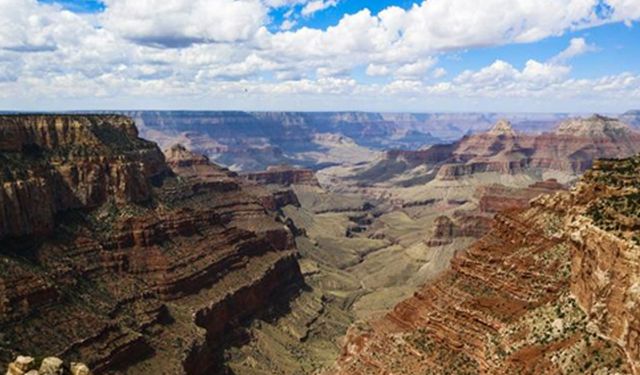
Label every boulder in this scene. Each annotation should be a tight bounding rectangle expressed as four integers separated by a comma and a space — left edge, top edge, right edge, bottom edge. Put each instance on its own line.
5, 356, 35, 375
38, 357, 63, 375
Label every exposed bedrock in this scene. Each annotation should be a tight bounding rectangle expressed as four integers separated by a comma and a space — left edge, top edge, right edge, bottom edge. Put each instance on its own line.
332, 154, 640, 374
0, 116, 304, 375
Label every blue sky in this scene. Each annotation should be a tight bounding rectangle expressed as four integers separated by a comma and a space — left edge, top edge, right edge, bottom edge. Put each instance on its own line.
0, 0, 639, 112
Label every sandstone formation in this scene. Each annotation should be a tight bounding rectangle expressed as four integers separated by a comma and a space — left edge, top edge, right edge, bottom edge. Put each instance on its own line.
359, 115, 640, 184
241, 165, 320, 187
425, 179, 565, 247
332, 154, 640, 374
123, 111, 570, 172
0, 115, 303, 374
476, 179, 566, 213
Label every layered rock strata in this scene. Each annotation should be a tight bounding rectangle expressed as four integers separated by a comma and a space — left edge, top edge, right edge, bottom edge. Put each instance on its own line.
426, 180, 565, 247
362, 116, 640, 183
242, 165, 320, 187
0, 116, 303, 374
332, 154, 640, 374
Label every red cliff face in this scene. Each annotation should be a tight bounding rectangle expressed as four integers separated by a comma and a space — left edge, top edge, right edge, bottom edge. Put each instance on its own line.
0, 116, 303, 374
241, 165, 320, 186
0, 115, 168, 238
363, 116, 640, 183
332, 154, 640, 374
426, 180, 565, 247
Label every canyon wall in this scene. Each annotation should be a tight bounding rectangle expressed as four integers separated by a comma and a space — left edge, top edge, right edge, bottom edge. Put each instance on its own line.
363, 116, 640, 184
0, 115, 303, 374
120, 111, 569, 171
241, 166, 320, 186
332, 154, 640, 374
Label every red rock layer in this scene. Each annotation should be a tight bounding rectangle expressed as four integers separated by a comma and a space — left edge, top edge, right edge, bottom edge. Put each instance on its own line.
0, 115, 167, 238
477, 179, 566, 213
425, 215, 493, 247
242, 165, 319, 186
426, 180, 565, 247
370, 116, 640, 182
332, 155, 640, 374
0, 116, 303, 375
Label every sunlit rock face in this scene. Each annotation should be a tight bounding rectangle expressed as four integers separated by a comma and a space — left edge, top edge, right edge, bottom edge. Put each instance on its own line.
358, 115, 640, 184
0, 115, 303, 374
331, 154, 640, 375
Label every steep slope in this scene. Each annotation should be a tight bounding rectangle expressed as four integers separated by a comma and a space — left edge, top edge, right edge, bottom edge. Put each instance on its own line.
0, 115, 303, 374
241, 165, 320, 187
356, 115, 640, 184
332, 154, 640, 374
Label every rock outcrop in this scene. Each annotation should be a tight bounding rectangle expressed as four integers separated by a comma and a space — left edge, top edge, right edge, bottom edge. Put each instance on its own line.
332, 153, 640, 374
358, 115, 640, 184
0, 115, 168, 238
0, 115, 303, 374
425, 179, 564, 247
242, 165, 320, 187
5, 356, 91, 375
476, 179, 566, 213
425, 215, 493, 247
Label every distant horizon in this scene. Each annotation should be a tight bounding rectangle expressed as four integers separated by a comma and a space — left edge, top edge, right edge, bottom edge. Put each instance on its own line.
0, 109, 633, 116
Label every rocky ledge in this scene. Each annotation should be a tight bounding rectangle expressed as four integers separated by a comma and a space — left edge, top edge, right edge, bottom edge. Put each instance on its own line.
332, 154, 640, 374
0, 115, 303, 374
241, 165, 320, 187
360, 116, 640, 184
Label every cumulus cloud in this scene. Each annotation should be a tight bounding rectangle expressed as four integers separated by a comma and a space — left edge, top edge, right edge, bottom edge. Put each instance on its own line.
607, 0, 640, 25
101, 0, 268, 48
551, 37, 597, 63
1, 0, 640, 111
0, 0, 91, 52
432, 67, 447, 78
301, 0, 338, 16
366, 64, 390, 77
395, 58, 437, 79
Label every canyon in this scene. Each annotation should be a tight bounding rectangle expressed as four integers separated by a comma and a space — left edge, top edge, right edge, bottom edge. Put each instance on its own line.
125, 111, 573, 172
0, 115, 302, 374
349, 115, 640, 186
3, 111, 640, 375
331, 153, 640, 375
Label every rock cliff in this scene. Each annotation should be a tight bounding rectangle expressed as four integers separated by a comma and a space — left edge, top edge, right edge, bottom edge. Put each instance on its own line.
241, 165, 319, 187
358, 115, 640, 184
332, 153, 640, 374
0, 115, 303, 374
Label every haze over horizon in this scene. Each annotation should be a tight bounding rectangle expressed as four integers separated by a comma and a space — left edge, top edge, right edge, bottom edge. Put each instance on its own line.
1, 0, 639, 112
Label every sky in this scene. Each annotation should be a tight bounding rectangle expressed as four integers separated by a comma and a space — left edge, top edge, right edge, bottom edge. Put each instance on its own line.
0, 0, 639, 113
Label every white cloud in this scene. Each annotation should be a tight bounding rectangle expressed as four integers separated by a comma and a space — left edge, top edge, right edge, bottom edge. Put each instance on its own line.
101, 0, 268, 47
0, 0, 92, 52
395, 58, 437, 79
551, 37, 597, 63
301, 0, 338, 16
607, 0, 640, 25
0, 0, 640, 112
366, 64, 390, 77
432, 67, 447, 78
280, 19, 297, 31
